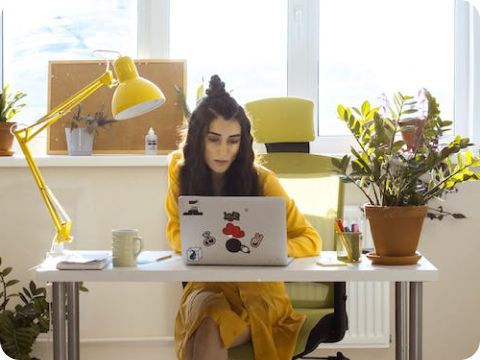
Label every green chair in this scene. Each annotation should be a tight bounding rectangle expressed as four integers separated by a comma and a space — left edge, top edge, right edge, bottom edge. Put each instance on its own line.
228, 97, 349, 360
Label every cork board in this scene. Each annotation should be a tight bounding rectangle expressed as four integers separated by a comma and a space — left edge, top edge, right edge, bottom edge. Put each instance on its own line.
47, 59, 186, 154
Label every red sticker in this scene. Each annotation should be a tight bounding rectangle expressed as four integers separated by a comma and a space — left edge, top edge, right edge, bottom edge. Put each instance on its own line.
223, 223, 245, 238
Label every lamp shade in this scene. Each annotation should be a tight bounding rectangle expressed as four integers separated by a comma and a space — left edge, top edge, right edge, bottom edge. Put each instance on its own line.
111, 56, 166, 120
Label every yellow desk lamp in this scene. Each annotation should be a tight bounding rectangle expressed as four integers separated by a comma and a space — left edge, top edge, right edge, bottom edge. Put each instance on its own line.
13, 53, 166, 252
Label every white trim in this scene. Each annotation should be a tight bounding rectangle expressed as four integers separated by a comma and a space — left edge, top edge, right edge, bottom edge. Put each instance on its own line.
287, 0, 319, 133
36, 335, 174, 346
0, 10, 3, 89
454, 0, 480, 147
0, 155, 169, 168
137, 0, 170, 58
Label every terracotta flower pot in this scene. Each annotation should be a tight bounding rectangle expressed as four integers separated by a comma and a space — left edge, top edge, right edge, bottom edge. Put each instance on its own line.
364, 205, 428, 257
0, 122, 16, 156
400, 119, 425, 150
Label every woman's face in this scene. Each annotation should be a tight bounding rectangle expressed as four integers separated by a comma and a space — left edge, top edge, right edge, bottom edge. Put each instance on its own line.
204, 116, 241, 175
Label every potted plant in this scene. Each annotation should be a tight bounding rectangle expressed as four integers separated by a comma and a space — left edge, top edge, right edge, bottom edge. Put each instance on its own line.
0, 84, 27, 156
0, 257, 49, 359
332, 89, 480, 264
65, 104, 116, 155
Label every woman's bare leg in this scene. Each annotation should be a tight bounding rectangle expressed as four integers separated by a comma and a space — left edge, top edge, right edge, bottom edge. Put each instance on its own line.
188, 317, 251, 360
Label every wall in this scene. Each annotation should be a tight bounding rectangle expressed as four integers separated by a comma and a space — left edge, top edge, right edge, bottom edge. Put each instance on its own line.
0, 160, 478, 360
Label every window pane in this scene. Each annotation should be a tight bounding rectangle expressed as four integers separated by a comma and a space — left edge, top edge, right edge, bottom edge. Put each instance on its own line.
170, 0, 287, 108
318, 0, 454, 135
3, 0, 137, 128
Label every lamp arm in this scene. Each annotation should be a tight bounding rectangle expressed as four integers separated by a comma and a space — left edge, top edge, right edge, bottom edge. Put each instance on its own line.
13, 71, 116, 244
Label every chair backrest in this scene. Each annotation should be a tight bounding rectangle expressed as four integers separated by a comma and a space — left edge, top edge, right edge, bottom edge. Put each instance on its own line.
245, 97, 344, 251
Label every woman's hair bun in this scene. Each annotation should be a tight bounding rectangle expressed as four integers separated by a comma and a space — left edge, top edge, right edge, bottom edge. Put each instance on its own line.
206, 75, 227, 98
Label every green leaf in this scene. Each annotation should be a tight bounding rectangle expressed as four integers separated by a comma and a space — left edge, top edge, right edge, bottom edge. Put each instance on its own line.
401, 108, 418, 115
392, 140, 405, 152
19, 293, 28, 305
331, 157, 342, 171
456, 152, 463, 168
352, 106, 362, 117
29, 281, 36, 295
361, 101, 370, 117
2, 267, 12, 277
6, 280, 19, 287
465, 149, 473, 164
22, 287, 32, 299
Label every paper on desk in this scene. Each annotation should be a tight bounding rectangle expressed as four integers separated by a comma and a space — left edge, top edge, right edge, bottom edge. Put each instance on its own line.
56, 251, 111, 270
136, 250, 174, 265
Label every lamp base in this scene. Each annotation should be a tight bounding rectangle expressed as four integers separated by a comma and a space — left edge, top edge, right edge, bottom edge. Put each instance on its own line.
47, 240, 67, 258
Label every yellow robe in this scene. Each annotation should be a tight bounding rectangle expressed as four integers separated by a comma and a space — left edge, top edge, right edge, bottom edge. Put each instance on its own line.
165, 151, 321, 360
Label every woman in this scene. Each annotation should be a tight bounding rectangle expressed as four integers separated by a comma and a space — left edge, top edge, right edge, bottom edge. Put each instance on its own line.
165, 75, 321, 360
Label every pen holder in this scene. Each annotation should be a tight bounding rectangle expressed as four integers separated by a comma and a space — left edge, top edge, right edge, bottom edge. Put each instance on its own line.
335, 231, 362, 263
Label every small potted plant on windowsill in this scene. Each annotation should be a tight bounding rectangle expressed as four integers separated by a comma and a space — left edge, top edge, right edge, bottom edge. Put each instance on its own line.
332, 89, 480, 265
0, 84, 27, 156
65, 104, 117, 156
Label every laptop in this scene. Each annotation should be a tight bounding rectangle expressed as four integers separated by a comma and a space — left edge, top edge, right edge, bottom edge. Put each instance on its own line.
179, 196, 291, 266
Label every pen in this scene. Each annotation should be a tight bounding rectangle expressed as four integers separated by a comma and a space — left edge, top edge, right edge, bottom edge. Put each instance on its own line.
156, 254, 173, 262
335, 222, 353, 261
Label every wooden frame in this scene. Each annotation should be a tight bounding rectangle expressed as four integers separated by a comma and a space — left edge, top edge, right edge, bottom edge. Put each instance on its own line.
47, 59, 186, 154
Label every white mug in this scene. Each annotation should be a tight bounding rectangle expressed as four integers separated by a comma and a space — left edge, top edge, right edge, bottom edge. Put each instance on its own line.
112, 228, 143, 267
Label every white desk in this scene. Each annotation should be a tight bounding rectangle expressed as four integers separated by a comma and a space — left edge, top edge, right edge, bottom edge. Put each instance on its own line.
35, 251, 438, 360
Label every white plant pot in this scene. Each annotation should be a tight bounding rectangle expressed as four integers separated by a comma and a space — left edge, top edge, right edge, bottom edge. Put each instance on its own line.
65, 128, 94, 156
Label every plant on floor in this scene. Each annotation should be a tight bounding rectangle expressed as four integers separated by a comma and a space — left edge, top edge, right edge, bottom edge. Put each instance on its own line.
0, 257, 49, 360
332, 89, 480, 207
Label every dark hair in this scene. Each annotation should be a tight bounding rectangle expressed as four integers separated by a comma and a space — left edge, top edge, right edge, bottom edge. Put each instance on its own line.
179, 75, 260, 196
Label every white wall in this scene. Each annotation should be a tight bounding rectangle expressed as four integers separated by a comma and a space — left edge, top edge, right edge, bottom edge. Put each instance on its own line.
0, 161, 479, 360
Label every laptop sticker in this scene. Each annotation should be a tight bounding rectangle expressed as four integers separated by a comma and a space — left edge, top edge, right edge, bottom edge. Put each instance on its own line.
202, 231, 216, 246
224, 211, 240, 222
187, 247, 202, 261
183, 200, 203, 216
223, 223, 245, 238
226, 238, 251, 253
250, 232, 264, 248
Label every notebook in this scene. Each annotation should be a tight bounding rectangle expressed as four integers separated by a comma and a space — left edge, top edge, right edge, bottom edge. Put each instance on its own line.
179, 196, 291, 266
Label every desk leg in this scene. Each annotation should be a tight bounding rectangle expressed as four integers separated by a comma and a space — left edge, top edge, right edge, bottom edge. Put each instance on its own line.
409, 282, 423, 360
52, 282, 67, 360
67, 282, 80, 360
395, 282, 408, 360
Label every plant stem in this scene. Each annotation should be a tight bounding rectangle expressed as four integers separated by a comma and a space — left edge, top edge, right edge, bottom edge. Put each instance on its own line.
387, 99, 404, 206
1, 273, 6, 311
343, 174, 376, 204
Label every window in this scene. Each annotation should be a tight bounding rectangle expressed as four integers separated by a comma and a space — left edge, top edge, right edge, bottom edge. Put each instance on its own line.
315, 0, 454, 137
2, 0, 476, 155
2, 0, 137, 153
170, 0, 287, 108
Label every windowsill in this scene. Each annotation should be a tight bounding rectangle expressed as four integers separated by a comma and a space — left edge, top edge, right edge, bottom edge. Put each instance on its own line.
0, 154, 170, 168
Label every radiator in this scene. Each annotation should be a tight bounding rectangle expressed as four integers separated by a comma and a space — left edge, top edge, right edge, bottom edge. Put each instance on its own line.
332, 281, 390, 348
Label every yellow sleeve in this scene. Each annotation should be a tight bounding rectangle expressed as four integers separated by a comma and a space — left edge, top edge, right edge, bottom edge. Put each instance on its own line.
165, 151, 182, 253
260, 167, 322, 258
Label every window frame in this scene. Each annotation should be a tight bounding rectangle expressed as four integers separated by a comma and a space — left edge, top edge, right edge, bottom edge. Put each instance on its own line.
147, 0, 477, 153
0, 1, 476, 155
